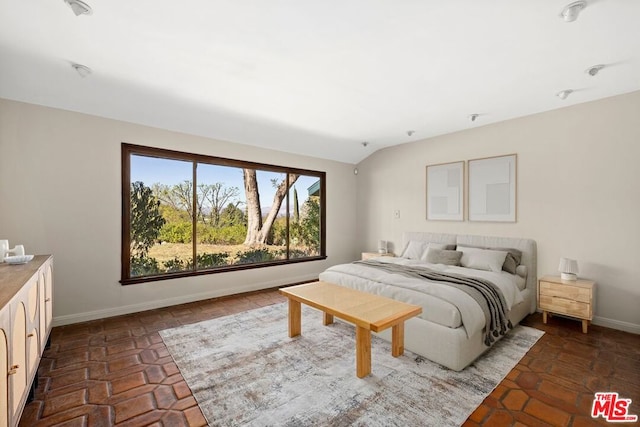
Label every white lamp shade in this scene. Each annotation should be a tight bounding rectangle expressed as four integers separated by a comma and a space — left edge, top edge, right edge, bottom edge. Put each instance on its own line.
558, 257, 579, 280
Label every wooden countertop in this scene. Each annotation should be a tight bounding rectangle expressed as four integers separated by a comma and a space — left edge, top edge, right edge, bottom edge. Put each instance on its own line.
0, 255, 52, 307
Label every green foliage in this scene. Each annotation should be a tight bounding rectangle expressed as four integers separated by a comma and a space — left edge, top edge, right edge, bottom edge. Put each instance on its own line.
163, 257, 188, 273
197, 223, 247, 245
260, 196, 320, 256
159, 221, 192, 243
275, 247, 312, 259
157, 211, 246, 245
299, 196, 320, 252
197, 252, 230, 268
159, 204, 191, 222
269, 216, 288, 246
135, 252, 232, 275
130, 181, 166, 258
219, 203, 245, 227
130, 256, 161, 277
235, 248, 275, 264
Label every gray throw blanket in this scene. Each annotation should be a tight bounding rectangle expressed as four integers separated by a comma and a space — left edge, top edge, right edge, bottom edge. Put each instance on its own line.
354, 260, 512, 346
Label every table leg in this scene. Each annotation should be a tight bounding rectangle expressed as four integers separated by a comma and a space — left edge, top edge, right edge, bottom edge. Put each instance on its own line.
582, 319, 588, 334
391, 322, 405, 357
355, 326, 371, 378
288, 299, 301, 337
542, 311, 548, 324
323, 312, 334, 326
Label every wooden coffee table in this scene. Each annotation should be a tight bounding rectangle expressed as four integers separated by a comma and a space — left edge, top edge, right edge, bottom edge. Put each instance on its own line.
279, 281, 422, 378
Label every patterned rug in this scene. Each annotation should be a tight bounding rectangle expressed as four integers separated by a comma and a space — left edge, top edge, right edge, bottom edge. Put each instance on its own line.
159, 303, 543, 426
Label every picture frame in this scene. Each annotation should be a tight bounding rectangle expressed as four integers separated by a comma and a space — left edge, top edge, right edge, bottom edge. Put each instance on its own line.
426, 161, 464, 221
468, 154, 517, 222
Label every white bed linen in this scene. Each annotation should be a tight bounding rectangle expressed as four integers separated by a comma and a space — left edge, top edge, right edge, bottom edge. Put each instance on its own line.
318, 256, 524, 338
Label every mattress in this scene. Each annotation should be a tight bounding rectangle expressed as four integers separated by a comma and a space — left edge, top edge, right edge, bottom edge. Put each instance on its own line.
318, 256, 526, 338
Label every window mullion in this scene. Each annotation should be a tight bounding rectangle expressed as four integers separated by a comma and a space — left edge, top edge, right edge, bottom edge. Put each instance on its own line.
286, 173, 290, 260
192, 162, 198, 271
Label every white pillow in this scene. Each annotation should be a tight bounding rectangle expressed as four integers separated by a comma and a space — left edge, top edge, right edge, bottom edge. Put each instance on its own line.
401, 241, 447, 260
515, 265, 528, 279
459, 246, 508, 273
401, 240, 429, 260
418, 243, 448, 260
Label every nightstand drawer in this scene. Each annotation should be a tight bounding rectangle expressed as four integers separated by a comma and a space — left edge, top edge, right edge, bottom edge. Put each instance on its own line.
539, 295, 591, 319
539, 281, 591, 303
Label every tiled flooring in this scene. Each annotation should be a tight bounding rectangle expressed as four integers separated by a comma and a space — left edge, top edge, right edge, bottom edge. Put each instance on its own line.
21, 289, 639, 426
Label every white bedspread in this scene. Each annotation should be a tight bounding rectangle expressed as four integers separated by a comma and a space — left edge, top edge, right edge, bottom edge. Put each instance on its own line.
318, 257, 524, 338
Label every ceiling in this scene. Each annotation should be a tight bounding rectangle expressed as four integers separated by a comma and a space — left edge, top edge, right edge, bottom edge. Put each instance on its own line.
1, 1, 639, 164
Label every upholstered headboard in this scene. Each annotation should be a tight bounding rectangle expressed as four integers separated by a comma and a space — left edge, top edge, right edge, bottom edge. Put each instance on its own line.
401, 232, 538, 312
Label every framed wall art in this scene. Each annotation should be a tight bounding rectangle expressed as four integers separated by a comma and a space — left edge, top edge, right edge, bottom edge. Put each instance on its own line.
468, 154, 517, 222
426, 161, 464, 221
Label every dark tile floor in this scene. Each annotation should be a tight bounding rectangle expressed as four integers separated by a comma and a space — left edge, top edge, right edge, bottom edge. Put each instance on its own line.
20, 289, 640, 426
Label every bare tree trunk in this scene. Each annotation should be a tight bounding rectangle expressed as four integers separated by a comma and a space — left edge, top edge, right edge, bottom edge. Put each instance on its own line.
243, 170, 299, 246
257, 173, 299, 243
243, 169, 263, 245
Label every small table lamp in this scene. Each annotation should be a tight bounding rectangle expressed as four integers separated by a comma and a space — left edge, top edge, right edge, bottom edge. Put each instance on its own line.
559, 257, 579, 281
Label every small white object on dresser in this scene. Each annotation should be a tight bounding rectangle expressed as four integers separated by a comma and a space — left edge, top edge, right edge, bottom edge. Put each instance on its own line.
538, 275, 595, 333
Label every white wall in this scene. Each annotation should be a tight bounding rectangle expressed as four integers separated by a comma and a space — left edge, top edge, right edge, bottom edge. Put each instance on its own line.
355, 91, 640, 333
0, 99, 358, 325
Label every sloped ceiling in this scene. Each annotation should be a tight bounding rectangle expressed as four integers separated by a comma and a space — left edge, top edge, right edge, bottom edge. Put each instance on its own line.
0, 0, 638, 163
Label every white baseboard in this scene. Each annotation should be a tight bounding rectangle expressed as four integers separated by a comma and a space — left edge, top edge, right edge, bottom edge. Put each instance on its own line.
592, 315, 640, 335
52, 274, 317, 327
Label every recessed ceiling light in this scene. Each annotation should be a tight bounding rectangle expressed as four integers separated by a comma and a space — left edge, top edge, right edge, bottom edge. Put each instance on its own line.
556, 89, 573, 100
71, 63, 92, 77
585, 64, 605, 76
560, 1, 587, 23
64, 0, 92, 16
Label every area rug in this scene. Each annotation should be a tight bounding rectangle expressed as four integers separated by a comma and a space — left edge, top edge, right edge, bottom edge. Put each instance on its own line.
159, 303, 543, 426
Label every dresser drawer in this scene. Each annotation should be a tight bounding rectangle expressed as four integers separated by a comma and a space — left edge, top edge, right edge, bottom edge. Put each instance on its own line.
539, 281, 591, 303
539, 295, 591, 319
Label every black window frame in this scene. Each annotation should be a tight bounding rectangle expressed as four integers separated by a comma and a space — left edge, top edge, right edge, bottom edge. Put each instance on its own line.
121, 143, 326, 285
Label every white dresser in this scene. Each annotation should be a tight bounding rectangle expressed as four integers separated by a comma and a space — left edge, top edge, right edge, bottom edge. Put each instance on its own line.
0, 255, 53, 427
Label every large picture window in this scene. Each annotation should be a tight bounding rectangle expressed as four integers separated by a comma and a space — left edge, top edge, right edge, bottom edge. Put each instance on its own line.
121, 143, 326, 284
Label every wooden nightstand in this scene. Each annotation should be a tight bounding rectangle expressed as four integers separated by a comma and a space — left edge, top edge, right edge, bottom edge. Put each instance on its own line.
361, 252, 394, 260
538, 275, 595, 333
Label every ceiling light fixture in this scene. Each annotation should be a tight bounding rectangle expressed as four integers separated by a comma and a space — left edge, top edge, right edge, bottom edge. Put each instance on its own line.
560, 1, 587, 22
469, 114, 479, 122
64, 0, 92, 16
406, 130, 415, 137
586, 64, 605, 76
556, 89, 573, 100
361, 141, 369, 147
71, 63, 92, 77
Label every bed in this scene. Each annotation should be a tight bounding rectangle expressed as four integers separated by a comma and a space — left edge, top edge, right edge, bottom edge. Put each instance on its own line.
318, 232, 537, 371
